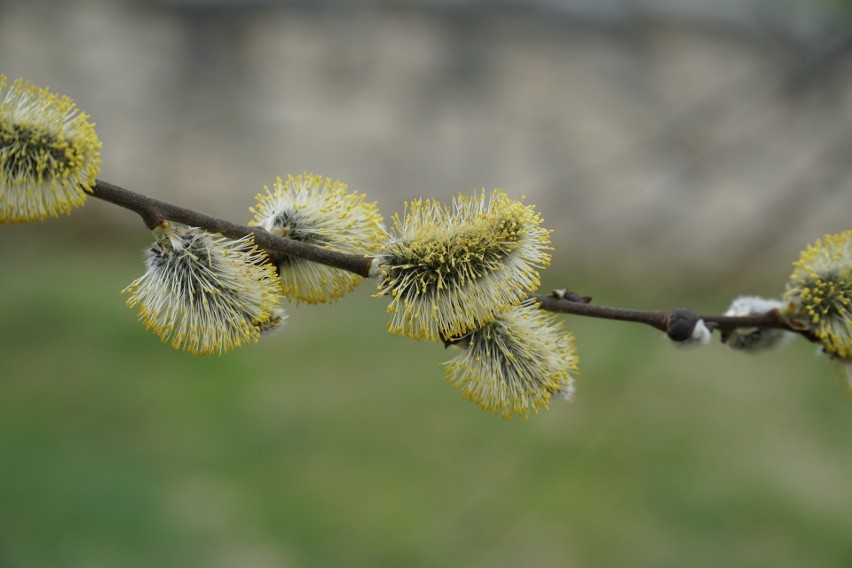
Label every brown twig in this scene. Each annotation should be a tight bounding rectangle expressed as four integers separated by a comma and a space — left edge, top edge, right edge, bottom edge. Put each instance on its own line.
91, 179, 373, 278
535, 290, 816, 342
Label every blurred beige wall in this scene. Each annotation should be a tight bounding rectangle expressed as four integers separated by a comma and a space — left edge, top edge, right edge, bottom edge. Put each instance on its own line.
2, 0, 851, 287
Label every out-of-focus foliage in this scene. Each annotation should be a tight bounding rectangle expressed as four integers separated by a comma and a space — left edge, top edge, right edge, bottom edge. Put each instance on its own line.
1, 247, 850, 568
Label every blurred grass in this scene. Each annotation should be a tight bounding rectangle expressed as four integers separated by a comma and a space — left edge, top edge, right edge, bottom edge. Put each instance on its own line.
0, 241, 850, 568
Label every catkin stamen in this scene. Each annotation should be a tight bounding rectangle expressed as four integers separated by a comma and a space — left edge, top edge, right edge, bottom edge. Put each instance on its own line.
123, 224, 284, 355
249, 173, 386, 304
377, 190, 552, 342
0, 75, 101, 223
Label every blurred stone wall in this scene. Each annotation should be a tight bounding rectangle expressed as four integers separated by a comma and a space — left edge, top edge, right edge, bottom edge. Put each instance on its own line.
2, 0, 851, 288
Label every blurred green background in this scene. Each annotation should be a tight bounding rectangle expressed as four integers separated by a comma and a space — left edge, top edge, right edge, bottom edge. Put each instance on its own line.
1, 228, 850, 568
3, 0, 852, 566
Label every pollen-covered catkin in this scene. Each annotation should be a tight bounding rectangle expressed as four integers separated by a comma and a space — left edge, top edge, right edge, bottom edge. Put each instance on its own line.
123, 223, 284, 355
0, 75, 101, 223
249, 173, 386, 304
376, 189, 552, 342
785, 231, 852, 359
444, 299, 577, 419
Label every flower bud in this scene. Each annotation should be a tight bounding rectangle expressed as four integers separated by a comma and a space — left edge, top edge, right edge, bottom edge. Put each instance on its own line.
722, 295, 792, 352
667, 308, 712, 349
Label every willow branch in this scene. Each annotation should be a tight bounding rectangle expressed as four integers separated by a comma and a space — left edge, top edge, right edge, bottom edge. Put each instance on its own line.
535, 291, 817, 343
535, 293, 669, 331
91, 179, 373, 278
90, 179, 806, 340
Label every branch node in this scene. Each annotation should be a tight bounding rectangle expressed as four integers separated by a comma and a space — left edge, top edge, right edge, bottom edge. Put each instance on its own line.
666, 308, 703, 342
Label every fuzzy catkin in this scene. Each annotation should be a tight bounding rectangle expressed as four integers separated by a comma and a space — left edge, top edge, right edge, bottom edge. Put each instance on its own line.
377, 190, 552, 342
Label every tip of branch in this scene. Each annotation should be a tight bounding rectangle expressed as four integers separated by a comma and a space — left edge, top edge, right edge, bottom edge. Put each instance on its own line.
552, 289, 592, 303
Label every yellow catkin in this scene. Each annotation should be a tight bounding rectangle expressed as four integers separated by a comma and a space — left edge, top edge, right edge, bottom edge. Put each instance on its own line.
444, 300, 577, 419
0, 76, 101, 223
249, 173, 386, 304
376, 189, 552, 342
785, 231, 852, 359
123, 224, 284, 356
